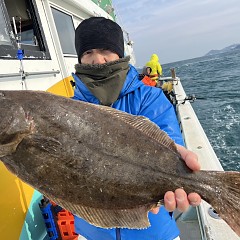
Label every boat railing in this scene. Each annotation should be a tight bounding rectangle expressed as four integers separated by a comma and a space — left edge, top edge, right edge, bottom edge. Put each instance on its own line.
0, 70, 60, 80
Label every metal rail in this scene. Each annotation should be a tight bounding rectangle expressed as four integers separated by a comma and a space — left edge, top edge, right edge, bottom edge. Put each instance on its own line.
0, 70, 60, 79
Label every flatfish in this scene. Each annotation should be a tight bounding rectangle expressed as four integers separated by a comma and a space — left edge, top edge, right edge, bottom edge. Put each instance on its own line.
0, 90, 239, 236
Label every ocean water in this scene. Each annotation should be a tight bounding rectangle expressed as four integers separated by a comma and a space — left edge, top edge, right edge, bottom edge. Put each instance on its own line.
162, 49, 240, 171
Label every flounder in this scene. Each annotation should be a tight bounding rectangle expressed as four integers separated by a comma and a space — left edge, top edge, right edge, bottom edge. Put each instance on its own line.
0, 90, 239, 236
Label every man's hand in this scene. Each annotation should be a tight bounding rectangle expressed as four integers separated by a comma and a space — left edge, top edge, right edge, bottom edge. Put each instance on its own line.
150, 144, 201, 214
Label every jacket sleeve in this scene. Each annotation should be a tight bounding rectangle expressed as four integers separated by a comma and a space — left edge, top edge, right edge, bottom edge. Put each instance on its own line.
138, 87, 184, 146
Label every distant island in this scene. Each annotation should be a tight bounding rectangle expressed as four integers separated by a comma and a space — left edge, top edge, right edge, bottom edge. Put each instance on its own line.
204, 43, 240, 56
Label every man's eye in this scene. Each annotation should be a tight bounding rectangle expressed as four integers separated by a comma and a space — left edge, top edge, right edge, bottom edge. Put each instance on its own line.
83, 50, 92, 56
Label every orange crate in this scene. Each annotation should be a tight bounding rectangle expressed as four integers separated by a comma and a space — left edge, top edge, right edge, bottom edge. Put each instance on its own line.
57, 219, 78, 240
50, 200, 57, 206
57, 209, 74, 220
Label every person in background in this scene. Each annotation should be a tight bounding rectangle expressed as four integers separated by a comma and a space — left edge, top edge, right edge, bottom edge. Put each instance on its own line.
72, 17, 201, 240
145, 53, 163, 85
140, 66, 157, 87
161, 80, 176, 102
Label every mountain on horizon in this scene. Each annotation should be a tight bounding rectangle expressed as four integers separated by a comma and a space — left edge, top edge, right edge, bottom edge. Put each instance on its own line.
205, 44, 240, 56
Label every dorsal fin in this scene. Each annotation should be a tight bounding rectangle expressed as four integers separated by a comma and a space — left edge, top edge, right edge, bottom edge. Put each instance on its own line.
95, 105, 178, 154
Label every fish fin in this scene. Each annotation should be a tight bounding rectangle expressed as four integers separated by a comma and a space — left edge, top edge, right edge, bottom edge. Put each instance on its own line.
97, 105, 178, 153
208, 171, 240, 236
46, 195, 151, 229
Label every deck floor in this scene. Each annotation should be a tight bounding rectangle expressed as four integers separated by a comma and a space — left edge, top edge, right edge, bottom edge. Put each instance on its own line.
175, 208, 202, 240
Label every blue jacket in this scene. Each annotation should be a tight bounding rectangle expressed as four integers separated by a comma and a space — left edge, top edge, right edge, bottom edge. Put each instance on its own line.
72, 65, 184, 240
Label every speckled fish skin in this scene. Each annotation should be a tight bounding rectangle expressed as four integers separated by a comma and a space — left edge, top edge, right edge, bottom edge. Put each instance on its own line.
0, 90, 239, 236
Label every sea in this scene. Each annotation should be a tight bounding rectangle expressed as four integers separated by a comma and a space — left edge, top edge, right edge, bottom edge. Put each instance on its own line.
162, 49, 240, 171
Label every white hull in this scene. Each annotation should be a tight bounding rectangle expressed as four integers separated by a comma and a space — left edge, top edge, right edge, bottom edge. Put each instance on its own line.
174, 79, 239, 239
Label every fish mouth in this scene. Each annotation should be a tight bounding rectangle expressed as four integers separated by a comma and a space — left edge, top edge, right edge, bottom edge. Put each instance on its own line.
0, 131, 31, 158
0, 104, 35, 158
0, 132, 25, 145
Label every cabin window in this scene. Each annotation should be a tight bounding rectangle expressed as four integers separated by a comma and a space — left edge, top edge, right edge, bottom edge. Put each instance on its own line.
0, 9, 11, 46
51, 7, 76, 55
0, 0, 50, 59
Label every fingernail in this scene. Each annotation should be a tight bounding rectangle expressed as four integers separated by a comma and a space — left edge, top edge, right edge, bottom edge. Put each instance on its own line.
191, 199, 200, 205
166, 196, 174, 203
176, 195, 184, 202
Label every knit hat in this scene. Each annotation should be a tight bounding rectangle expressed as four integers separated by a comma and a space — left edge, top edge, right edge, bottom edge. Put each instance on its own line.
75, 17, 124, 61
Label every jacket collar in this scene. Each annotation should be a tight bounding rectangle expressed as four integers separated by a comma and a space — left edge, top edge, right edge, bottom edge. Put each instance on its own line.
72, 65, 142, 104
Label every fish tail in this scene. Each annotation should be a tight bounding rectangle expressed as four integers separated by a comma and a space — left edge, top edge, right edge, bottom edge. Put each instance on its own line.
207, 171, 240, 236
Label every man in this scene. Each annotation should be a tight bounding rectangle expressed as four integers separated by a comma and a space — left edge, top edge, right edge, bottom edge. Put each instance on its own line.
141, 66, 157, 87
72, 17, 201, 240
145, 53, 163, 82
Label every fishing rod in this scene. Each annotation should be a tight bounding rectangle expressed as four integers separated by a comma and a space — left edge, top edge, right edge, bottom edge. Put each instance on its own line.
172, 94, 207, 105
157, 68, 207, 104
12, 16, 27, 90
158, 76, 180, 82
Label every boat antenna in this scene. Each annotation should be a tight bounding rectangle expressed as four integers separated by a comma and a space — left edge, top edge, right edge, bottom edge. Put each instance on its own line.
12, 16, 27, 90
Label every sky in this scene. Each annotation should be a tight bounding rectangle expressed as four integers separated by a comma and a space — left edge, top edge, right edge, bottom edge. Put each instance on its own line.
112, 0, 240, 66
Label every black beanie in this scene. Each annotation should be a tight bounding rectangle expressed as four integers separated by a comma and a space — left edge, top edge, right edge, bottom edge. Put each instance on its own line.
75, 17, 124, 61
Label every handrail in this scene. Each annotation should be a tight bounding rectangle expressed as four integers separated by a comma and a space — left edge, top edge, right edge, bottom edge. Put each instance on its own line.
0, 70, 60, 79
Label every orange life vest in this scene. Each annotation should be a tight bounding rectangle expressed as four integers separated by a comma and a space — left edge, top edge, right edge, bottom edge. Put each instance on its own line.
142, 75, 157, 87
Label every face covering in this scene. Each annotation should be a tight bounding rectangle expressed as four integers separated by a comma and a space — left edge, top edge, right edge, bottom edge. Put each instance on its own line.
75, 56, 130, 106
